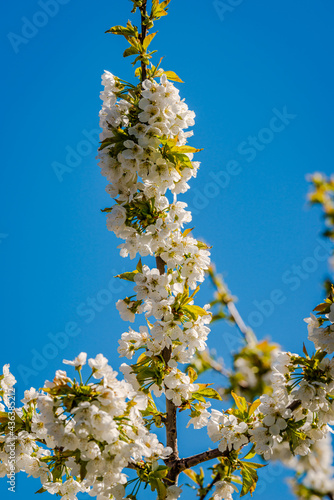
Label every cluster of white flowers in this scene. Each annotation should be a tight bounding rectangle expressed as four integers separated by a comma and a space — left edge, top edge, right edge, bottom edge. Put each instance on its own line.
248, 349, 334, 460
97, 69, 213, 415
208, 411, 249, 452
213, 481, 237, 500
0, 364, 16, 408
305, 308, 334, 354
206, 340, 334, 472
0, 355, 171, 500
288, 434, 334, 499
98, 70, 209, 280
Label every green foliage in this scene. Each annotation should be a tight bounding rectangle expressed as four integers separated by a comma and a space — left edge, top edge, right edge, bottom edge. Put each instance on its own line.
192, 385, 222, 403
239, 461, 265, 497
159, 136, 203, 172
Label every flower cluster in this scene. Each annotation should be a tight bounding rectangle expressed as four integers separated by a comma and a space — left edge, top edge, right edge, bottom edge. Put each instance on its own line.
308, 172, 334, 270
288, 435, 334, 499
225, 340, 279, 402
0, 355, 171, 500
97, 61, 214, 415
0, 364, 16, 408
305, 293, 334, 354
206, 340, 334, 476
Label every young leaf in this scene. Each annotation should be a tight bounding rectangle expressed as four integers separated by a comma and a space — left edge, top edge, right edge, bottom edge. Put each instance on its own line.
114, 270, 139, 282
183, 227, 194, 237
175, 145, 203, 153
242, 444, 257, 460
231, 391, 248, 412
183, 469, 198, 484
123, 46, 139, 58
163, 70, 184, 83
136, 258, 143, 272
302, 342, 309, 358
240, 464, 260, 497
143, 32, 157, 50
187, 366, 198, 383
248, 399, 261, 416
192, 387, 222, 401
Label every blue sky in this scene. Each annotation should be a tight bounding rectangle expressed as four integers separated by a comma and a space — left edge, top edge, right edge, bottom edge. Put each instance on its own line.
1, 0, 334, 498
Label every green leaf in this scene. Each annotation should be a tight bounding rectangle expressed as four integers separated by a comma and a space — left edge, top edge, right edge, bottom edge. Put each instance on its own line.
99, 128, 128, 151
183, 469, 198, 484
240, 463, 260, 497
114, 270, 139, 282
248, 399, 261, 416
106, 21, 138, 37
183, 227, 194, 237
125, 36, 141, 50
151, 0, 171, 19
35, 487, 47, 494
123, 46, 139, 58
163, 70, 184, 83
192, 387, 222, 401
143, 32, 157, 50
243, 461, 266, 470
175, 145, 203, 153
187, 366, 198, 383
242, 445, 257, 460
136, 258, 143, 272
188, 305, 209, 316
80, 461, 88, 480
183, 305, 209, 321
302, 342, 309, 358
231, 391, 248, 412
149, 478, 167, 500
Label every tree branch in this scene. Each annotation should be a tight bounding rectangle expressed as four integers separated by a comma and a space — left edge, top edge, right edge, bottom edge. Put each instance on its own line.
287, 399, 301, 412
208, 267, 256, 345
227, 301, 256, 345
138, 0, 179, 482
156, 254, 179, 482
199, 474, 220, 500
156, 255, 166, 275
139, 0, 148, 82
178, 447, 226, 472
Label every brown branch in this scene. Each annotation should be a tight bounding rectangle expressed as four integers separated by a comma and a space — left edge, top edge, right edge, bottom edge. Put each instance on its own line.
156, 255, 179, 483
287, 399, 301, 412
139, 0, 148, 82
156, 255, 165, 275
178, 448, 226, 472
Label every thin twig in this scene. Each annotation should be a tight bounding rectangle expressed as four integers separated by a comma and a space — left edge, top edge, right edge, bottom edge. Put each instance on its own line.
208, 267, 256, 345
227, 301, 256, 345
199, 474, 220, 500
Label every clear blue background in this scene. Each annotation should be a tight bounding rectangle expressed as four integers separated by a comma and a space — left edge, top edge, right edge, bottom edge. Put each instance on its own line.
1, 0, 334, 498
